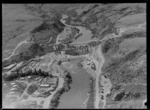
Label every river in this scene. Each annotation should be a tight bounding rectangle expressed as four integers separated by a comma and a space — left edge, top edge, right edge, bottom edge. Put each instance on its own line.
58, 58, 90, 109
57, 14, 107, 109
58, 15, 104, 108
60, 14, 93, 44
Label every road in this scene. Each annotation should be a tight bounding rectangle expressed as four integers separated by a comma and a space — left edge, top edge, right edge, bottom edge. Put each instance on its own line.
92, 44, 105, 108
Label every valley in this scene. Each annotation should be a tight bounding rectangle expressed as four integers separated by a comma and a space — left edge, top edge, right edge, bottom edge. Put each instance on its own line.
2, 3, 147, 109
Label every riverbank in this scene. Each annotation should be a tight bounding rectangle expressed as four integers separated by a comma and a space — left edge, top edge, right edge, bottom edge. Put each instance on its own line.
57, 58, 91, 109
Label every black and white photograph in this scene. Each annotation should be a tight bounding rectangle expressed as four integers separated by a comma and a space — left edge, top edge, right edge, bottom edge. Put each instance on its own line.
2, 3, 147, 109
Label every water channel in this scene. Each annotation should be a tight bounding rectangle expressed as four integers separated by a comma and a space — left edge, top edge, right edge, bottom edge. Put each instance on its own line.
60, 14, 93, 44
58, 58, 91, 108
57, 14, 96, 108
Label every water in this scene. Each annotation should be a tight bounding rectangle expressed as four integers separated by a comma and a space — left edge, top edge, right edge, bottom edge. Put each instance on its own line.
61, 14, 93, 44
58, 58, 90, 109
73, 26, 93, 43
57, 15, 93, 108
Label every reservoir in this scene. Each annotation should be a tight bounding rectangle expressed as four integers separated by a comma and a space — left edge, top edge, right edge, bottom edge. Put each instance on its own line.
72, 26, 93, 44
58, 58, 90, 109
60, 14, 93, 44
57, 14, 93, 108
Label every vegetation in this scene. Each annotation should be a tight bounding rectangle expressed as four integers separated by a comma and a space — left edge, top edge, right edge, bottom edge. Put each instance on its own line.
50, 88, 65, 108
85, 77, 95, 109
2, 3, 146, 109
101, 38, 119, 58
27, 84, 38, 95
50, 72, 72, 108
114, 91, 125, 101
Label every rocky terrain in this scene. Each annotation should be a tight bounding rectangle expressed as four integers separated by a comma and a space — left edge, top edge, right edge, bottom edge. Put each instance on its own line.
2, 3, 146, 109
